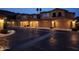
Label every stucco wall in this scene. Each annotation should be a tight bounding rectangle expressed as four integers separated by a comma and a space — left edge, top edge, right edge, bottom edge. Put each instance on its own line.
54, 19, 73, 29
38, 21, 52, 27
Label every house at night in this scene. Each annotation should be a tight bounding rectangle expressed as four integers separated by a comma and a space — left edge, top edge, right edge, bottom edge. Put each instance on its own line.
0, 8, 77, 29
75, 17, 79, 28
0, 14, 6, 31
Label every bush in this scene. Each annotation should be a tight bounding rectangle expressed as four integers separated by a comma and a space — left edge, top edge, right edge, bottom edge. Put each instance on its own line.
0, 29, 8, 34
72, 28, 78, 31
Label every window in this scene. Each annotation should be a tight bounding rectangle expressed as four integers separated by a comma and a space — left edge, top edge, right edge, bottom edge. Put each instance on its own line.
41, 13, 49, 19
22, 16, 27, 19
33, 15, 37, 18
52, 13, 56, 17
43, 13, 49, 17
58, 12, 62, 17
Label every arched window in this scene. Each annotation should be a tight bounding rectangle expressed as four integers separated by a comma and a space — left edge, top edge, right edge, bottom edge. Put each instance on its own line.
52, 13, 56, 17
58, 12, 62, 17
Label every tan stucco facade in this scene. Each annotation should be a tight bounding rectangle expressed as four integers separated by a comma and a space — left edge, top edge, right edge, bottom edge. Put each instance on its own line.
6, 8, 76, 29
38, 20, 52, 27
53, 19, 73, 29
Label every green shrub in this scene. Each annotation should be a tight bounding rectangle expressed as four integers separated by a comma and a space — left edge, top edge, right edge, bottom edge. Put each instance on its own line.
72, 28, 78, 31
0, 29, 8, 34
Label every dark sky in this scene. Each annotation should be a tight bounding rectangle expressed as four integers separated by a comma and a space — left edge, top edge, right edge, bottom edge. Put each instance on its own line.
0, 8, 79, 17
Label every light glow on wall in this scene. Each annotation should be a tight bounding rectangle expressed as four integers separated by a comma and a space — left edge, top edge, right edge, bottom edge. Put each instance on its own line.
20, 21, 38, 28
67, 20, 72, 28
30, 21, 38, 28
12, 21, 15, 26
72, 20, 76, 28
54, 20, 58, 28
20, 21, 29, 27
0, 19, 4, 30
52, 21, 55, 27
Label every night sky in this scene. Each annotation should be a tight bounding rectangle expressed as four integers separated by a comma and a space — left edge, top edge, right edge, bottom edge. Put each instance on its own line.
0, 8, 79, 17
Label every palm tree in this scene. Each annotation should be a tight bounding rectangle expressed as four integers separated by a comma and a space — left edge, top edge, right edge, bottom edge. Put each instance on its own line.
36, 8, 42, 14
36, 8, 42, 19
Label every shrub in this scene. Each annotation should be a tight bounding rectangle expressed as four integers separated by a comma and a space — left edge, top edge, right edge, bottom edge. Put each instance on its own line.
0, 29, 8, 34
72, 28, 78, 31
